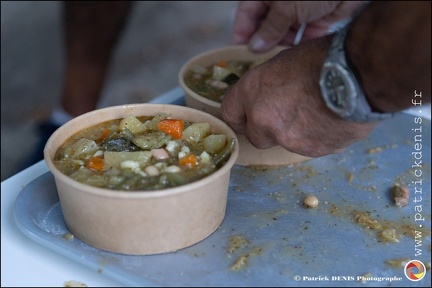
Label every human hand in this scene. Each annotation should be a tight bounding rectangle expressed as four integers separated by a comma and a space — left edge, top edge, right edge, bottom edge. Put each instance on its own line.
232, 1, 365, 52
220, 37, 377, 157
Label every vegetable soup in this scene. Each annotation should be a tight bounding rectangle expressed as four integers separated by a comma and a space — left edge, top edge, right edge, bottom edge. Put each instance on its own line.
54, 113, 235, 191
183, 60, 257, 103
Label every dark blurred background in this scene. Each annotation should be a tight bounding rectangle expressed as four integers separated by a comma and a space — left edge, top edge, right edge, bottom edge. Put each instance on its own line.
1, 1, 237, 181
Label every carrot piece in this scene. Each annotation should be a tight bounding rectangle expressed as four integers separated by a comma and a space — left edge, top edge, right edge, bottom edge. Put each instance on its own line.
217, 60, 227, 68
96, 129, 110, 143
157, 119, 184, 140
179, 154, 198, 168
86, 156, 105, 172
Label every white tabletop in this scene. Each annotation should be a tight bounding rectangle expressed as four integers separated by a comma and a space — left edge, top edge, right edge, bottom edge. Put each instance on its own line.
1, 161, 124, 287
1, 87, 183, 287
2, 86, 430, 287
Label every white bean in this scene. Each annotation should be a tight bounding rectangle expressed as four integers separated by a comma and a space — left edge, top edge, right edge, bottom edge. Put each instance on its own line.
165, 140, 178, 153
145, 165, 160, 176
121, 160, 140, 170
181, 146, 190, 154
303, 195, 319, 208
200, 151, 211, 163
163, 165, 181, 173
93, 150, 104, 157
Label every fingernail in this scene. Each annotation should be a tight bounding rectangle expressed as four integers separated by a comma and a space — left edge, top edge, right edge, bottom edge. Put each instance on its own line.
249, 35, 270, 52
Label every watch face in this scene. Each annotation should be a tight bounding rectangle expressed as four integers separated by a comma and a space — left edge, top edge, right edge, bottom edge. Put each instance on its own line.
321, 65, 355, 117
324, 69, 347, 110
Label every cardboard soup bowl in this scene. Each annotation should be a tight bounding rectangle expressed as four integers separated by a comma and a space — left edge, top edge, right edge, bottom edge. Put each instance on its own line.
179, 45, 310, 166
44, 104, 239, 255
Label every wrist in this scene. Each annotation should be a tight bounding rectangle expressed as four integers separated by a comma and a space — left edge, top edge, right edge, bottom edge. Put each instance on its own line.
344, 1, 431, 112
319, 25, 393, 122
344, 17, 391, 113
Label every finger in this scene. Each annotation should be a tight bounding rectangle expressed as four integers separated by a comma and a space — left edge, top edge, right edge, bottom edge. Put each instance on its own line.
242, 100, 280, 150
248, 2, 297, 52
232, 1, 268, 45
320, 1, 366, 23
245, 125, 278, 150
220, 86, 247, 135
301, 24, 331, 40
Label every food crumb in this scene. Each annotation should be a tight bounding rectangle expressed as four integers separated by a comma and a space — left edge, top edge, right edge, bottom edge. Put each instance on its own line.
228, 235, 248, 254
366, 146, 384, 154
354, 212, 381, 230
303, 195, 319, 208
385, 258, 410, 268
380, 228, 400, 243
347, 172, 354, 183
230, 254, 249, 270
64, 280, 87, 287
391, 184, 409, 207
63, 233, 74, 241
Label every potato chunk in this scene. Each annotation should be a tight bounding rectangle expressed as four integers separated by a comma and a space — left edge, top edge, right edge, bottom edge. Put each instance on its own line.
70, 138, 99, 159
182, 122, 211, 143
119, 114, 146, 134
204, 134, 227, 154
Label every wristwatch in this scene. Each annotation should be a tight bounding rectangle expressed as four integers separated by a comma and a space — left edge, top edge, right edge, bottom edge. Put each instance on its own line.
319, 24, 394, 122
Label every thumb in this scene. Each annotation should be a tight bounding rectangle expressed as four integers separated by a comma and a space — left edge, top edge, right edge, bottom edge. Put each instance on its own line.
248, 2, 298, 52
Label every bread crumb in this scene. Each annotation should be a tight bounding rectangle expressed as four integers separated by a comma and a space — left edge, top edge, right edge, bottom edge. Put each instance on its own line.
228, 235, 248, 254
230, 255, 249, 270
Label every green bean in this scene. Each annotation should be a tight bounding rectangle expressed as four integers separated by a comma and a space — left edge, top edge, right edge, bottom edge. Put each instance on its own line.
213, 138, 235, 168
166, 172, 186, 186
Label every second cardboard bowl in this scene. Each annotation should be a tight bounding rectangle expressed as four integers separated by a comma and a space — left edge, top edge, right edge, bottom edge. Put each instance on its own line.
179, 45, 310, 166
